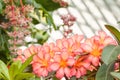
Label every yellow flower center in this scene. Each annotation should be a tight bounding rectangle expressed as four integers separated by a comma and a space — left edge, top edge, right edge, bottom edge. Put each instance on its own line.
50, 51, 54, 57
91, 49, 101, 57
60, 60, 67, 68
40, 60, 48, 68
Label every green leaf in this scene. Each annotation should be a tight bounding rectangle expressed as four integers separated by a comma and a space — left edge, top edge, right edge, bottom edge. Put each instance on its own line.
0, 72, 9, 80
110, 72, 120, 79
41, 8, 57, 30
0, 0, 4, 14
23, 0, 42, 8
102, 45, 120, 65
0, 27, 10, 63
19, 55, 34, 73
35, 0, 62, 11
105, 25, 120, 44
102, 45, 116, 65
35, 30, 49, 40
0, 2, 2, 13
15, 73, 34, 80
30, 27, 49, 44
0, 27, 10, 51
96, 62, 115, 80
0, 60, 10, 80
46, 13, 57, 30
9, 61, 22, 80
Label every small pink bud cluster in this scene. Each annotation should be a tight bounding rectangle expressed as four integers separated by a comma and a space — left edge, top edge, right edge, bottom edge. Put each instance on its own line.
14, 31, 117, 79
1, 0, 34, 53
8, 28, 30, 54
61, 14, 76, 27
60, 14, 76, 37
3, 4, 33, 28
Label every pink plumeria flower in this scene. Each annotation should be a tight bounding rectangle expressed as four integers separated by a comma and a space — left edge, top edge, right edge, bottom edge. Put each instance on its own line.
56, 35, 84, 56
13, 49, 26, 63
32, 48, 52, 77
94, 31, 117, 47
14, 45, 39, 63
82, 31, 117, 67
71, 34, 84, 54
70, 56, 90, 78
82, 37, 103, 67
23, 45, 38, 58
50, 52, 75, 79
43, 42, 60, 58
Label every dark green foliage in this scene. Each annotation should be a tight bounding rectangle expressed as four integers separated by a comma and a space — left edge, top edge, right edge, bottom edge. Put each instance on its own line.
0, 27, 10, 63
35, 0, 62, 11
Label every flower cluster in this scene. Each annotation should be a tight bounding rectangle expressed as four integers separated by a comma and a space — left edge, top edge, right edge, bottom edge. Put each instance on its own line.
2, 0, 34, 28
61, 14, 76, 27
60, 14, 76, 37
0, 0, 34, 53
14, 31, 117, 79
8, 28, 30, 53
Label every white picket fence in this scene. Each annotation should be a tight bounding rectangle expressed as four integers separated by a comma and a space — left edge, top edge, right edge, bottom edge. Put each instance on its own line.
46, 0, 120, 43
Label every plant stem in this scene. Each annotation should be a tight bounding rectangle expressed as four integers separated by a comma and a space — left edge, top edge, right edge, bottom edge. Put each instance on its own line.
87, 71, 96, 78
20, 0, 23, 7
10, 0, 14, 5
65, 75, 69, 80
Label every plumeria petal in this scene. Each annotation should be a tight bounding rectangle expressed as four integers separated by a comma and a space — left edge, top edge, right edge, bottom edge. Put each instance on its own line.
56, 67, 64, 79
28, 45, 37, 54
81, 44, 92, 52
67, 58, 75, 66
23, 49, 31, 58
49, 42, 55, 49
50, 62, 60, 71
98, 31, 106, 39
76, 70, 81, 78
68, 38, 74, 47
36, 68, 44, 76
104, 37, 116, 45
43, 45, 50, 53
82, 62, 90, 69
61, 52, 69, 60
92, 57, 99, 66
17, 49, 23, 55
64, 67, 71, 78
70, 68, 76, 76
79, 67, 86, 76
32, 62, 41, 72
37, 51, 44, 59
63, 40, 69, 48
42, 69, 48, 77
56, 39, 63, 49
45, 53, 50, 61
54, 54, 61, 62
